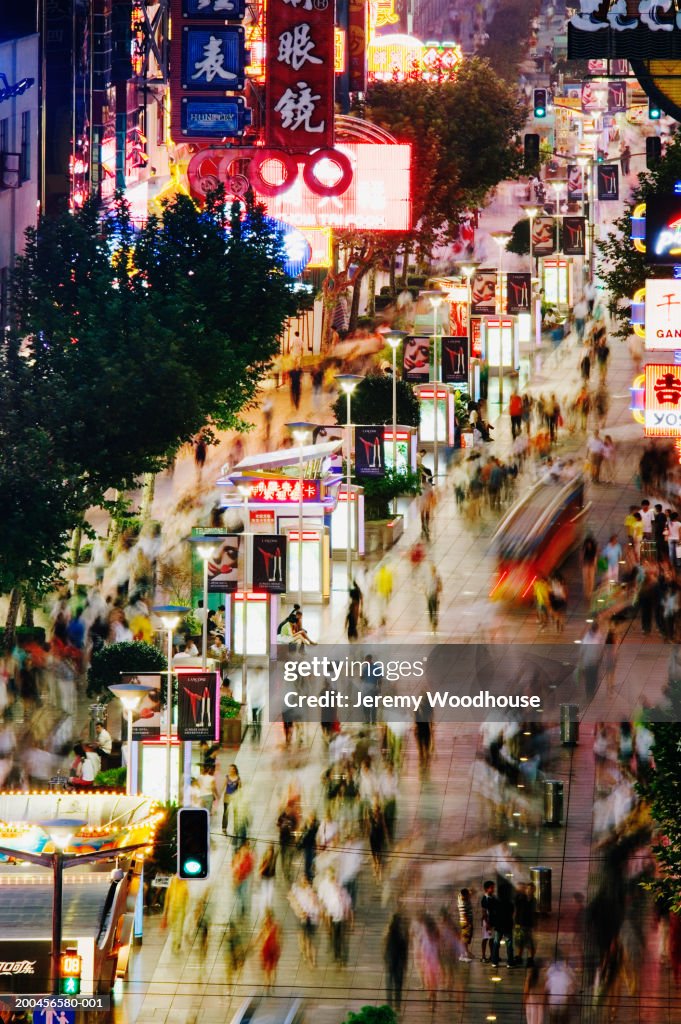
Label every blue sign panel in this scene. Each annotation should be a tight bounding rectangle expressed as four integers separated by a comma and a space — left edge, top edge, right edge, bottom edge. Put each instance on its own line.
33, 1011, 75, 1024
182, 0, 246, 19
181, 96, 251, 137
182, 27, 246, 90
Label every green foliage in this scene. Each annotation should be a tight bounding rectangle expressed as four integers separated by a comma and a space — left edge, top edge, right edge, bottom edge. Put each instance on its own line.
507, 218, 530, 257
1, 189, 298, 600
144, 804, 179, 875
220, 695, 242, 719
342, 1007, 397, 1024
361, 469, 422, 520
598, 131, 681, 340
182, 610, 202, 637
93, 766, 127, 789
87, 641, 167, 699
365, 60, 524, 250
331, 374, 420, 428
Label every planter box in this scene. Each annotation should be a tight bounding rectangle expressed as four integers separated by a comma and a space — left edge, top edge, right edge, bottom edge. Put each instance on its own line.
221, 714, 243, 747
365, 515, 404, 556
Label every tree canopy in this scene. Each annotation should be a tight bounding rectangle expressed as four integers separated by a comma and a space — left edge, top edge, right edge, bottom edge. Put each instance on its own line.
364, 59, 525, 251
598, 131, 681, 340
0, 189, 299, 599
331, 373, 420, 428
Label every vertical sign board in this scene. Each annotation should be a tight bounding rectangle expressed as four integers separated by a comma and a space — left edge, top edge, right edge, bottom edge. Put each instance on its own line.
252, 535, 288, 592
645, 279, 681, 349
567, 164, 583, 203
471, 271, 497, 315
562, 216, 586, 256
440, 337, 468, 385
644, 364, 681, 436
403, 336, 431, 383
355, 426, 385, 477
506, 273, 531, 314
597, 164, 619, 201
266, 0, 336, 150
532, 217, 556, 256
178, 671, 219, 740
347, 0, 366, 91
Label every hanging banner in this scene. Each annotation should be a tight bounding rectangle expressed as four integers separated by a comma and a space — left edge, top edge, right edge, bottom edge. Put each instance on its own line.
644, 364, 681, 436
448, 288, 469, 336
608, 81, 627, 112
506, 273, 531, 314
440, 337, 468, 386
403, 336, 431, 382
471, 318, 482, 359
121, 673, 163, 739
567, 164, 583, 203
207, 534, 242, 593
471, 271, 497, 315
355, 425, 385, 477
178, 671, 219, 741
252, 534, 287, 592
597, 164, 619, 201
562, 216, 586, 256
348, 0, 367, 92
532, 217, 556, 256
266, 0, 335, 150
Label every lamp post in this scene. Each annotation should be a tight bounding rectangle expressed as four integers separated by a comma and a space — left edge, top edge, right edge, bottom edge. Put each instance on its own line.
428, 293, 445, 482
459, 264, 477, 399
108, 681, 155, 796
37, 818, 86, 995
491, 231, 512, 409
384, 331, 408, 513
521, 207, 538, 368
152, 604, 189, 804
194, 542, 217, 670
286, 421, 314, 607
336, 374, 362, 586
236, 482, 251, 704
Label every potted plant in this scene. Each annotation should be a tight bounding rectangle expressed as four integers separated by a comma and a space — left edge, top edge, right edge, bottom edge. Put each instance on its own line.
221, 693, 243, 747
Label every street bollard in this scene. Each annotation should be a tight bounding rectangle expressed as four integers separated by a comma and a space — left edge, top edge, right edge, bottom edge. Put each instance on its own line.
530, 866, 552, 914
543, 779, 564, 826
560, 703, 580, 746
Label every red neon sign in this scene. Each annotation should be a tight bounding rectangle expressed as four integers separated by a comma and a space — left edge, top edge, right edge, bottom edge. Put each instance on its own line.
246, 478, 321, 502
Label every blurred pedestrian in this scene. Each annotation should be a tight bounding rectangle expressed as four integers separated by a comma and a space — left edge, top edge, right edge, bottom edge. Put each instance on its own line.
582, 534, 598, 602
523, 960, 546, 1024
258, 908, 282, 992
222, 763, 241, 836
384, 911, 410, 1012
457, 888, 474, 960
162, 874, 189, 954
426, 563, 443, 632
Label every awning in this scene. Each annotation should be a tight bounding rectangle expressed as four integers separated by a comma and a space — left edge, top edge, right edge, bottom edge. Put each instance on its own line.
217, 439, 343, 484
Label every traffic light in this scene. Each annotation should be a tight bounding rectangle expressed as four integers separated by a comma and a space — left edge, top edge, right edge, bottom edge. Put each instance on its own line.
177, 807, 210, 879
533, 88, 547, 118
524, 133, 540, 172
646, 135, 662, 168
59, 951, 82, 995
649, 98, 661, 120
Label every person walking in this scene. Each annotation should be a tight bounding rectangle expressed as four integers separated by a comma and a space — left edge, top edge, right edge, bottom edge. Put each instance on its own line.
346, 580, 364, 641
457, 888, 474, 961
426, 563, 443, 632
384, 911, 410, 1012
587, 431, 605, 482
222, 763, 241, 836
258, 908, 282, 993
602, 534, 623, 584
524, 961, 546, 1024
509, 389, 523, 439
582, 534, 598, 602
162, 874, 189, 954
579, 620, 604, 699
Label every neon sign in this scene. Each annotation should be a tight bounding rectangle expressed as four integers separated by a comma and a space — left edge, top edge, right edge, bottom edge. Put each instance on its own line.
0, 74, 35, 103
645, 364, 681, 435
245, 478, 321, 502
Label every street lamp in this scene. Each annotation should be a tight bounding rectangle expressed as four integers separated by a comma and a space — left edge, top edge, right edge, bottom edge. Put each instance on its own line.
336, 374, 362, 585
152, 604, 189, 804
194, 541, 217, 669
286, 421, 314, 607
491, 231, 512, 408
459, 264, 477, 399
236, 482, 251, 704
521, 207, 538, 367
427, 293, 445, 482
384, 331, 408, 513
37, 818, 86, 995
108, 681, 155, 796
551, 180, 566, 215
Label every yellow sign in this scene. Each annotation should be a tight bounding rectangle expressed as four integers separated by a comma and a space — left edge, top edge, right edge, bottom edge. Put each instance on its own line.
370, 0, 399, 29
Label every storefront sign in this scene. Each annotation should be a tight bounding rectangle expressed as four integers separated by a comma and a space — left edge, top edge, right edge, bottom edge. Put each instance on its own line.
645, 279, 681, 348
645, 196, 681, 265
246, 478, 321, 502
348, 0, 367, 91
562, 216, 586, 256
644, 363, 681, 435
252, 534, 288, 592
597, 164, 619, 201
532, 216, 556, 256
178, 671, 219, 741
471, 271, 497, 314
181, 0, 246, 17
180, 96, 251, 138
506, 273, 531, 314
207, 534, 241, 592
0, 940, 50, 992
403, 336, 431, 382
181, 27, 246, 89
266, 0, 335, 150
440, 336, 468, 385
355, 426, 385, 477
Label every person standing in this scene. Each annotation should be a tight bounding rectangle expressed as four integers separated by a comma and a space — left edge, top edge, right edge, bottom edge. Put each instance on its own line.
514, 882, 538, 966
222, 763, 241, 836
426, 563, 443, 632
509, 389, 523, 440
579, 620, 604, 699
346, 580, 363, 641
162, 874, 189, 954
457, 888, 474, 961
481, 880, 498, 964
587, 431, 605, 483
384, 911, 410, 1012
653, 504, 668, 562
581, 534, 598, 602
491, 883, 515, 968
602, 534, 623, 584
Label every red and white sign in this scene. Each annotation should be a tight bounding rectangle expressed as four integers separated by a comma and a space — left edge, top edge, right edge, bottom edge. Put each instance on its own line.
645, 364, 681, 436
266, 0, 335, 151
244, 478, 321, 502
645, 279, 681, 350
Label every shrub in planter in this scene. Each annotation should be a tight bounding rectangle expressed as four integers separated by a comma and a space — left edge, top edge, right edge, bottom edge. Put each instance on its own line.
93, 766, 127, 789
361, 469, 421, 521
342, 1007, 397, 1024
87, 641, 167, 699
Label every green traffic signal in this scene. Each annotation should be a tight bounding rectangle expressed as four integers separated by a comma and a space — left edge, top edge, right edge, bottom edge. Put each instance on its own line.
60, 976, 81, 995
182, 858, 203, 876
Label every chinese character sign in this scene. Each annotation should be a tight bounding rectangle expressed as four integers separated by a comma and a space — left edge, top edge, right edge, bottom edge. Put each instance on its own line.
266, 0, 335, 150
644, 364, 681, 436
178, 672, 219, 741
562, 216, 586, 256
247, 478, 321, 502
506, 273, 531, 314
183, 27, 247, 89
355, 426, 385, 478
183, 0, 246, 17
440, 337, 468, 386
252, 535, 288, 593
645, 279, 681, 350
348, 0, 366, 91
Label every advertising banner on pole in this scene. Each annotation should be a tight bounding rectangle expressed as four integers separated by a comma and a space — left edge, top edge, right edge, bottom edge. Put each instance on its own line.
178, 671, 219, 741
506, 273, 531, 314
567, 164, 583, 203
597, 164, 619, 201
348, 0, 366, 91
266, 0, 335, 150
122, 673, 163, 739
532, 216, 556, 256
207, 535, 242, 593
403, 336, 431, 382
440, 337, 468, 385
471, 271, 497, 314
562, 216, 586, 256
355, 425, 385, 477
252, 534, 288, 592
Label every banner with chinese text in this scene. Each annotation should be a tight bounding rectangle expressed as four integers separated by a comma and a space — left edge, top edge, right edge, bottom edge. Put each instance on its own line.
355, 425, 385, 477
644, 364, 681, 436
266, 0, 335, 150
252, 534, 288, 592
348, 0, 366, 91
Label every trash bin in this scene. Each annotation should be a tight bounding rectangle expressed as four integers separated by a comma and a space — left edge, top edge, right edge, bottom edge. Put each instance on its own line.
530, 866, 552, 914
560, 704, 580, 746
543, 779, 564, 825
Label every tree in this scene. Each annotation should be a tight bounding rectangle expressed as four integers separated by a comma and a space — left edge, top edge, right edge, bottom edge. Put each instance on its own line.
364, 60, 525, 251
342, 1008, 397, 1024
331, 373, 420, 428
1, 189, 299, 629
87, 641, 167, 700
506, 218, 531, 257
598, 131, 681, 340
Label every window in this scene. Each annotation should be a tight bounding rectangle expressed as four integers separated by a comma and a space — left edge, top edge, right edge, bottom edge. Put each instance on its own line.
20, 111, 30, 182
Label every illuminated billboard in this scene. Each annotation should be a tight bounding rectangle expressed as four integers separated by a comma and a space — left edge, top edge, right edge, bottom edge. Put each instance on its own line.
645, 197, 681, 265
645, 279, 681, 349
645, 364, 681, 436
